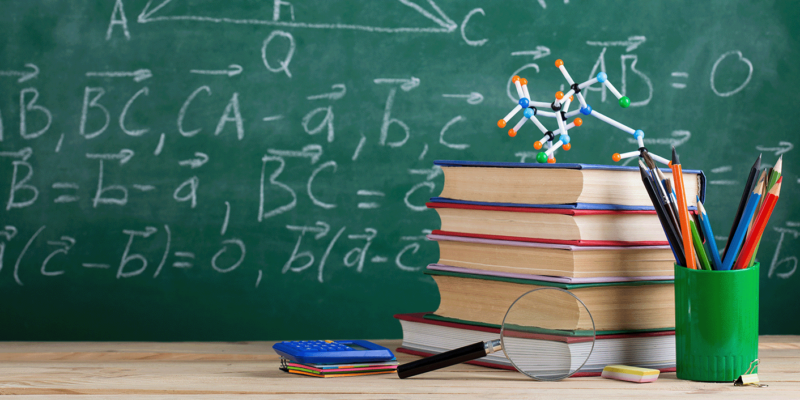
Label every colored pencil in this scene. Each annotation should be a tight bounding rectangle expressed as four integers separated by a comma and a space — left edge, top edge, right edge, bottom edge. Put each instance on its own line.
734, 178, 782, 270
643, 153, 682, 236
656, 168, 680, 222
747, 156, 783, 267
768, 155, 784, 190
671, 147, 697, 269
722, 154, 761, 256
748, 170, 768, 227
663, 179, 682, 241
690, 220, 712, 270
640, 157, 683, 249
638, 160, 686, 267
697, 199, 723, 270
742, 170, 768, 251
720, 172, 764, 270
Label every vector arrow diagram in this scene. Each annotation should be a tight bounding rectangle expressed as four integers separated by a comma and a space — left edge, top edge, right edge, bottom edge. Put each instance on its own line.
86, 149, 135, 165
409, 165, 442, 180
0, 226, 17, 241
286, 221, 330, 239
86, 69, 152, 82
586, 36, 647, 52
0, 147, 33, 161
0, 63, 39, 83
374, 77, 420, 91
511, 46, 551, 60
178, 152, 209, 168
189, 64, 242, 77
756, 141, 793, 157
442, 92, 483, 105
267, 144, 323, 164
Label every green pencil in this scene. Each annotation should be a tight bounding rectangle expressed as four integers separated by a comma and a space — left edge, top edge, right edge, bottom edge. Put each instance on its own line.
690, 219, 712, 270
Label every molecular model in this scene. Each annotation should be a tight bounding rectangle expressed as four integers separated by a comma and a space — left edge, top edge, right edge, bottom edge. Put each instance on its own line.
497, 59, 669, 165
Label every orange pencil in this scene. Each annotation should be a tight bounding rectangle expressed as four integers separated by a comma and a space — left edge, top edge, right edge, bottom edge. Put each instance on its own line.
671, 147, 696, 269
734, 178, 782, 270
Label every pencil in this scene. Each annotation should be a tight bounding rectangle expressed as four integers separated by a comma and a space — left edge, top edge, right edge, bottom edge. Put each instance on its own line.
697, 199, 723, 270
734, 178, 782, 270
655, 167, 680, 222
722, 154, 761, 256
643, 153, 681, 235
747, 170, 768, 230
638, 160, 686, 267
742, 170, 768, 255
768, 155, 784, 189
747, 155, 782, 267
671, 147, 696, 269
690, 219, 712, 270
663, 179, 682, 241
640, 157, 682, 246
720, 172, 765, 270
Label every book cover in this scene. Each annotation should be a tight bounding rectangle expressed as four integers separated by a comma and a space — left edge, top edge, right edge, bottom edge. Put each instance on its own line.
395, 312, 677, 377
428, 233, 673, 251
433, 159, 706, 210
396, 313, 675, 340
425, 267, 674, 290
428, 201, 697, 246
427, 270, 675, 332
427, 264, 674, 284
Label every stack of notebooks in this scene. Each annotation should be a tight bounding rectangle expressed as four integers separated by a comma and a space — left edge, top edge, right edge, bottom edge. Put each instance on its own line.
395, 160, 706, 376
280, 359, 399, 378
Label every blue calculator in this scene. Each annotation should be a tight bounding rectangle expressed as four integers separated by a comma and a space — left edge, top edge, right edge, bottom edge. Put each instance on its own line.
272, 340, 395, 364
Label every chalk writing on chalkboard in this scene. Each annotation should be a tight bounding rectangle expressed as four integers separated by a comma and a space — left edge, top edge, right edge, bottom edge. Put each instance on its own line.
1, 0, 796, 340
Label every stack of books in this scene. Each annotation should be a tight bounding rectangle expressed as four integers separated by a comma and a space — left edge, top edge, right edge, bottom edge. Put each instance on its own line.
395, 160, 706, 376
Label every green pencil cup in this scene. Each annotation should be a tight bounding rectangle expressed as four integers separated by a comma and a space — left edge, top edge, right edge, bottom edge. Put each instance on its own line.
674, 263, 759, 382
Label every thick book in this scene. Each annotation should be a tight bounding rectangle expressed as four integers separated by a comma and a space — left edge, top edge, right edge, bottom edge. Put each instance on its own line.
428, 202, 683, 245
429, 233, 675, 279
395, 312, 676, 377
427, 268, 674, 332
434, 160, 705, 209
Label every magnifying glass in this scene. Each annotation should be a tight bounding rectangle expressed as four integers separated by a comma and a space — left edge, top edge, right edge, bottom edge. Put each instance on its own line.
397, 287, 596, 380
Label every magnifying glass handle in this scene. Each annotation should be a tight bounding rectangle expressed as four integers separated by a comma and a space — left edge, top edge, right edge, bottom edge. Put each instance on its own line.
397, 339, 502, 379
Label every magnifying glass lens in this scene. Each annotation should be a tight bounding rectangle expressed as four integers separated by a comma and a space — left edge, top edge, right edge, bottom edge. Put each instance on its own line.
500, 287, 596, 380
398, 287, 595, 380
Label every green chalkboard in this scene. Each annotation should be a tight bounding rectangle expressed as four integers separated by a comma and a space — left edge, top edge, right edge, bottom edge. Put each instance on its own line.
1, 0, 798, 340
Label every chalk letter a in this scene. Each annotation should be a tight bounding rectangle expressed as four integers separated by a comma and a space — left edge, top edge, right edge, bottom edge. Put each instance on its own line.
106, 0, 131, 41
214, 93, 244, 140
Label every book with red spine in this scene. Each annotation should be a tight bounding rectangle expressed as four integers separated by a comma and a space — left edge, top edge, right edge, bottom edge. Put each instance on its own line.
428, 201, 699, 246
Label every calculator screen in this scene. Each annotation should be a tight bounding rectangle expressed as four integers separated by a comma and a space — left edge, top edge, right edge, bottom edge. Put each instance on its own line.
345, 343, 369, 351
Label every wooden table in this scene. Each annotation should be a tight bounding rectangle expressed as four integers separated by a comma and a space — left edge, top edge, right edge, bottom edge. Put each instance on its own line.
1, 337, 798, 398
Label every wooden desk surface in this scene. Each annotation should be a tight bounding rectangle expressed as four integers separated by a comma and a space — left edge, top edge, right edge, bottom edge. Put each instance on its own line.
0, 337, 798, 398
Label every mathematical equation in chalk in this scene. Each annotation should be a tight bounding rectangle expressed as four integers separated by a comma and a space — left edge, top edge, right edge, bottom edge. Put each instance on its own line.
1, 0, 790, 296
0, 222, 433, 286
1, 146, 443, 214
